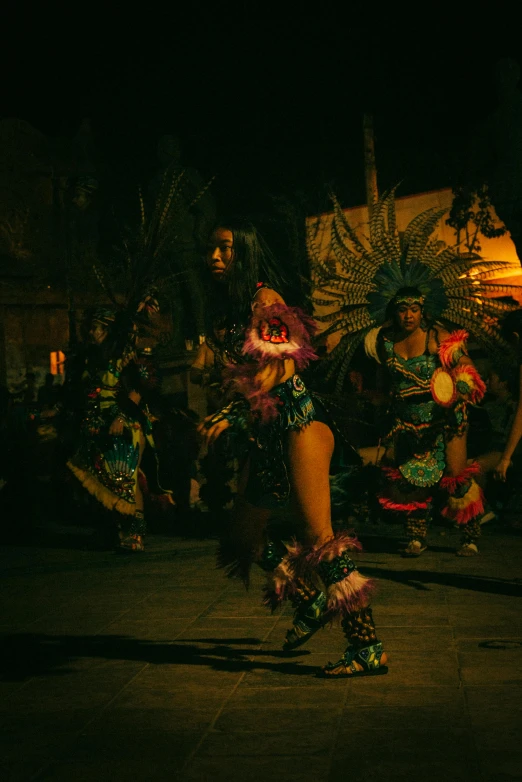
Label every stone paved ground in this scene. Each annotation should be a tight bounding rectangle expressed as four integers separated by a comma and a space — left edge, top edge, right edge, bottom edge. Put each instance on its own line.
1, 516, 522, 782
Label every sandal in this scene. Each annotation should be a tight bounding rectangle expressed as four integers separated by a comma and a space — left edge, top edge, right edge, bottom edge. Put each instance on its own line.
283, 590, 328, 651
117, 533, 145, 552
317, 642, 388, 678
402, 540, 427, 557
456, 542, 479, 557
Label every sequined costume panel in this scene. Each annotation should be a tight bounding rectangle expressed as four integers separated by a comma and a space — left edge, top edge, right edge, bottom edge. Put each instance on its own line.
381, 333, 467, 488
66, 346, 156, 516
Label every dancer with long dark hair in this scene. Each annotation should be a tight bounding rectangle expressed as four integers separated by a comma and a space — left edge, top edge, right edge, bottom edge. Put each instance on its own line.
198, 217, 388, 679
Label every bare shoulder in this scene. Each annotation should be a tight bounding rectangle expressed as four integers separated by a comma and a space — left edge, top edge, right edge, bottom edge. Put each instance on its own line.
252, 286, 286, 309
434, 325, 451, 342
427, 324, 450, 354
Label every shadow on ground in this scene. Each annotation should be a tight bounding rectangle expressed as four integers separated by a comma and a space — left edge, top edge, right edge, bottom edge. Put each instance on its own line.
0, 633, 313, 682
359, 564, 522, 597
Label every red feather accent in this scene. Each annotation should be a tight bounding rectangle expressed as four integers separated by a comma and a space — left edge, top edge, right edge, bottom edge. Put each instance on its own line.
378, 496, 432, 512
441, 495, 485, 525
381, 467, 403, 482
438, 330, 469, 370
440, 462, 481, 495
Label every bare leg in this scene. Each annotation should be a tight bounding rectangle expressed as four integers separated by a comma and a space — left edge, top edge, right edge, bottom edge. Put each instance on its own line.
445, 432, 468, 477
287, 420, 335, 547
286, 422, 387, 675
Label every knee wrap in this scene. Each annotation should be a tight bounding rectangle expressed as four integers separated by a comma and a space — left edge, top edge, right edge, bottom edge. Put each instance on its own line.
441, 462, 484, 525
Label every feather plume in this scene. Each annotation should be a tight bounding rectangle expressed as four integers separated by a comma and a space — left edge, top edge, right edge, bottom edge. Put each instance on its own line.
308, 189, 522, 391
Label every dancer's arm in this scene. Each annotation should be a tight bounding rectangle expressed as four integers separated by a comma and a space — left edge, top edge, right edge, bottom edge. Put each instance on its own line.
495, 364, 522, 481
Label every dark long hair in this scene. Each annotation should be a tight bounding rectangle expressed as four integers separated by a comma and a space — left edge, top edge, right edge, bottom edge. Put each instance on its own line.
205, 217, 289, 326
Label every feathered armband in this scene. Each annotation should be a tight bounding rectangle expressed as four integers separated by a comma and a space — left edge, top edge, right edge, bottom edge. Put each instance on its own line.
438, 330, 469, 370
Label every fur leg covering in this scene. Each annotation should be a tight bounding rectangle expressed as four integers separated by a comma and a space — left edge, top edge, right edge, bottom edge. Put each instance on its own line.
261, 540, 302, 611
299, 531, 374, 619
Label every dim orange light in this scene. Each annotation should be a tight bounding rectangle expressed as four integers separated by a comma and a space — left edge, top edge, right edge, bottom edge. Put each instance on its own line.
50, 351, 65, 375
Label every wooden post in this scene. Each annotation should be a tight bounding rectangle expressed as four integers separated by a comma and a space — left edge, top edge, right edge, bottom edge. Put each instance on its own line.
363, 113, 378, 220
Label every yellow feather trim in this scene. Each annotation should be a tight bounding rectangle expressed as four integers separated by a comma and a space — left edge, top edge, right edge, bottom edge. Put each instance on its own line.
446, 480, 482, 510
66, 460, 136, 515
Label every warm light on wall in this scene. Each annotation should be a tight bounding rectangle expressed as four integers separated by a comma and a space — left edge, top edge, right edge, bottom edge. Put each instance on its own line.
50, 351, 65, 375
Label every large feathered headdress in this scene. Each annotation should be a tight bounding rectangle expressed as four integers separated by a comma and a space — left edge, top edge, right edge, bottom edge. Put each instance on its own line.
308, 189, 521, 390
92, 164, 214, 324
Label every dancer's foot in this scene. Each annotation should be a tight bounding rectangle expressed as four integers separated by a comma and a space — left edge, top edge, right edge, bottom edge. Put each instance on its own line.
117, 533, 145, 552
402, 539, 427, 557
282, 590, 328, 651
456, 542, 479, 557
317, 643, 388, 678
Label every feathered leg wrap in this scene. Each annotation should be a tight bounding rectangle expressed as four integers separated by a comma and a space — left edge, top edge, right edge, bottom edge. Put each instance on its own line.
258, 540, 328, 650
440, 462, 484, 526
300, 531, 374, 620
259, 540, 300, 611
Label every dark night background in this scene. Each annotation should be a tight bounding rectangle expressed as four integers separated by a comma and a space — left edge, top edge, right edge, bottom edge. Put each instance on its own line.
4, 5, 522, 216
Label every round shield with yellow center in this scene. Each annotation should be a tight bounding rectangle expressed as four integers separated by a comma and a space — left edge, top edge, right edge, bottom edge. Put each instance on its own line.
431, 367, 456, 407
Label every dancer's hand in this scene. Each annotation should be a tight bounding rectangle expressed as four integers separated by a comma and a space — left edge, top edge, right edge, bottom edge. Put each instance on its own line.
197, 416, 230, 447
109, 417, 125, 436
493, 456, 511, 482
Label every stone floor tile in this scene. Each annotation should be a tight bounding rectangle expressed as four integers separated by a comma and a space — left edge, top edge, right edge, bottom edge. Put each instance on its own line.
131, 663, 245, 691
328, 758, 482, 782
338, 701, 468, 730
199, 729, 333, 757
20, 613, 132, 635
375, 604, 451, 626
182, 755, 329, 782
376, 626, 455, 651
37, 758, 186, 781
85, 705, 216, 733
453, 624, 522, 640
457, 637, 522, 651
228, 684, 349, 708
214, 705, 342, 733
332, 726, 476, 763
458, 649, 522, 685
176, 617, 278, 644
465, 684, 522, 713
57, 729, 201, 764
201, 600, 281, 619
97, 618, 194, 641
313, 650, 461, 689
263, 624, 346, 654
475, 750, 522, 782
337, 684, 466, 708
